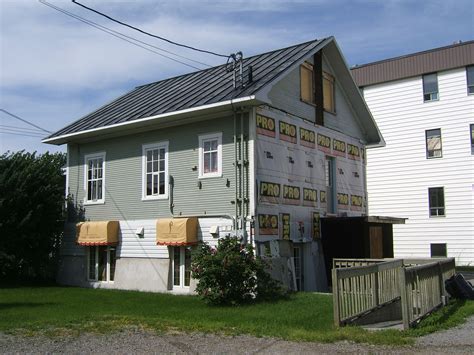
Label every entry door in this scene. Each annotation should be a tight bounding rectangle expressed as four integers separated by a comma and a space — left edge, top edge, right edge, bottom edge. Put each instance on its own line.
293, 245, 304, 291
173, 247, 191, 289
325, 157, 336, 213
369, 226, 383, 259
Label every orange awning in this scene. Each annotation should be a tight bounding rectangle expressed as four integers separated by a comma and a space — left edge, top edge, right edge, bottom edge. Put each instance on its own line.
156, 218, 198, 246
76, 221, 119, 246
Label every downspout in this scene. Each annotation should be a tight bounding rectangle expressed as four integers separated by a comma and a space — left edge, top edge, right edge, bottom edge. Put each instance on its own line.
240, 108, 246, 244
233, 102, 239, 231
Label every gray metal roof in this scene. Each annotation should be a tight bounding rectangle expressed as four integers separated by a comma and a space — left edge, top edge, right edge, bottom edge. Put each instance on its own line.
46, 38, 326, 140
351, 40, 474, 87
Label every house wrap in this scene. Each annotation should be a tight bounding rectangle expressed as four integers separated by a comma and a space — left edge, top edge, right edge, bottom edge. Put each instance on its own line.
44, 37, 384, 293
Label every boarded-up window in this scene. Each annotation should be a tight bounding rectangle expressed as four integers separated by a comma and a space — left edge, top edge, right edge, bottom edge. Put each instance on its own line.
426, 128, 442, 158
300, 62, 314, 104
323, 72, 335, 113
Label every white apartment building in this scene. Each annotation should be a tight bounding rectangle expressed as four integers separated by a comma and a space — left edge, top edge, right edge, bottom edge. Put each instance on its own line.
352, 41, 474, 266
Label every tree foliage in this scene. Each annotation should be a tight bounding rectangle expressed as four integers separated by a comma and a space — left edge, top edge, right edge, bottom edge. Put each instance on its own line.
0, 151, 66, 281
191, 237, 284, 305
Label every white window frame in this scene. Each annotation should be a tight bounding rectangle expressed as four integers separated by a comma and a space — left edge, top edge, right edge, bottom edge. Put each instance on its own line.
198, 132, 222, 179
87, 246, 116, 283
142, 141, 169, 200
84, 151, 106, 205
172, 246, 191, 290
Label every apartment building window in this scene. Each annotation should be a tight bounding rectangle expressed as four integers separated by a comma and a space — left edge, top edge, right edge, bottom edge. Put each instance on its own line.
199, 133, 222, 178
423, 73, 439, 101
430, 243, 447, 258
173, 247, 191, 289
142, 141, 168, 200
84, 152, 105, 204
300, 62, 314, 104
428, 187, 445, 217
471, 124, 474, 155
323, 72, 335, 113
467, 66, 474, 94
425, 129, 442, 158
88, 246, 116, 282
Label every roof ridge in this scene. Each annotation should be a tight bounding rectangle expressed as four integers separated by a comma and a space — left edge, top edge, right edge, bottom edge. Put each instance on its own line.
135, 38, 323, 89
351, 40, 474, 70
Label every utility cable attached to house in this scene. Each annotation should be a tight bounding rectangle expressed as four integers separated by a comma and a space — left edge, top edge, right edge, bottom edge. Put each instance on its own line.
71, 0, 231, 59
0, 109, 52, 134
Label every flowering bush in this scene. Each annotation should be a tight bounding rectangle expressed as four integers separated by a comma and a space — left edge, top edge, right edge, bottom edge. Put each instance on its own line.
191, 237, 284, 305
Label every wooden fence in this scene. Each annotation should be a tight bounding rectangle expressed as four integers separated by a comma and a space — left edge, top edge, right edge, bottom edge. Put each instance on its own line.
332, 258, 455, 329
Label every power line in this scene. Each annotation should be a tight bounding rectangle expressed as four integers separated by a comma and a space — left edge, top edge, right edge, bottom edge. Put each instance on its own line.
71, 0, 230, 59
0, 109, 52, 133
0, 127, 45, 136
0, 131, 45, 138
0, 124, 45, 133
39, 0, 211, 70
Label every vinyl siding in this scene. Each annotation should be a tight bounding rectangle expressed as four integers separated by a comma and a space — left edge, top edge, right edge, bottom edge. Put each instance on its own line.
365, 67, 474, 265
68, 116, 239, 221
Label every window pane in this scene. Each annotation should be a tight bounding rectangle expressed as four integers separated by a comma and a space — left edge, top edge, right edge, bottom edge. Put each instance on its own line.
159, 159, 165, 172
147, 162, 152, 173
159, 148, 165, 159
159, 172, 165, 195
97, 180, 102, 200
210, 139, 218, 151
152, 149, 158, 160
426, 129, 442, 158
109, 247, 116, 281
184, 248, 191, 287
147, 150, 152, 161
88, 181, 93, 201
204, 153, 211, 173
471, 124, 474, 155
423, 73, 438, 93
146, 174, 152, 196
173, 248, 180, 286
91, 181, 97, 200
210, 151, 218, 172
98, 246, 107, 281
429, 187, 445, 216
204, 141, 211, 152
89, 246, 96, 280
467, 66, 474, 93
153, 174, 158, 195
153, 161, 158, 172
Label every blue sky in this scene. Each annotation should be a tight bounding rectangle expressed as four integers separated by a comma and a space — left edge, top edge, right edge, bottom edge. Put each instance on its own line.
1, 0, 473, 154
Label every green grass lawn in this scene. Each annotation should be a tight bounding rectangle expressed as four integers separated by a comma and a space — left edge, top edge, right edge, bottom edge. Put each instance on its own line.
0, 286, 473, 345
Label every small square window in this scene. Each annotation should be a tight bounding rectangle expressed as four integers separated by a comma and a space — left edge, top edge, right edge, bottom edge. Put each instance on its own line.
426, 128, 442, 158
423, 73, 439, 102
431, 243, 447, 258
467, 66, 474, 95
198, 133, 222, 178
428, 187, 445, 217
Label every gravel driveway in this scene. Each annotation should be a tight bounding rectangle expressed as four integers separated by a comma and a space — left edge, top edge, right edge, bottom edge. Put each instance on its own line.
1, 316, 473, 354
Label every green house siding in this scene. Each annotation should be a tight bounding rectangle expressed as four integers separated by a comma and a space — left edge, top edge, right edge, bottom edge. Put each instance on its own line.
68, 117, 240, 221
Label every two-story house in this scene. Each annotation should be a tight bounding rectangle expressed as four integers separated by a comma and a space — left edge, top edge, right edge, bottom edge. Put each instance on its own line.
44, 36, 386, 293
352, 41, 474, 266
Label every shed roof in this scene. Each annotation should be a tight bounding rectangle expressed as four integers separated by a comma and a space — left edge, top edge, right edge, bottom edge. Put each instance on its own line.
351, 40, 474, 87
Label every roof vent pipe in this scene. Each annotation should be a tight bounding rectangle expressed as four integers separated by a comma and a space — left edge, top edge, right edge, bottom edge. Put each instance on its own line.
248, 65, 253, 84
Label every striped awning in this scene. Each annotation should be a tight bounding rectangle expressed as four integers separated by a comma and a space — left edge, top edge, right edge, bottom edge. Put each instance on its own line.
156, 218, 198, 246
76, 221, 119, 246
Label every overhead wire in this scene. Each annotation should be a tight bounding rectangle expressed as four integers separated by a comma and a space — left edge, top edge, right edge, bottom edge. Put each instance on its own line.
0, 109, 52, 133
71, 0, 230, 59
0, 131, 45, 138
39, 0, 210, 70
0, 124, 46, 133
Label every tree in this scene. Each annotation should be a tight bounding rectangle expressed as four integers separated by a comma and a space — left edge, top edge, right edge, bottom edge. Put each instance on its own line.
191, 237, 284, 305
0, 151, 66, 282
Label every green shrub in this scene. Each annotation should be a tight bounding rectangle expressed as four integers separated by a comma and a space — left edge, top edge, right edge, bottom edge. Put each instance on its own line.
191, 236, 284, 305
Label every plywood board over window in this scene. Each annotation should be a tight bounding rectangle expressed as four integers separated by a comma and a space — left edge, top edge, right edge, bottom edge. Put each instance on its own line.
323, 72, 335, 113
300, 62, 314, 104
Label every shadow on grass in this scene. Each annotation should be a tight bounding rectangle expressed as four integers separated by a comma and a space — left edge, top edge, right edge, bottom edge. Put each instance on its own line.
0, 302, 57, 310
0, 280, 59, 289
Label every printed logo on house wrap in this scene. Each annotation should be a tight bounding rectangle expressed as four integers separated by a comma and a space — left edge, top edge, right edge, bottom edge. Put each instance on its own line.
347, 144, 360, 160
280, 213, 290, 240
300, 127, 315, 148
303, 187, 318, 207
337, 193, 349, 209
258, 214, 278, 235
279, 121, 297, 144
320, 190, 327, 204
350, 194, 363, 211
282, 185, 300, 205
332, 138, 346, 157
259, 181, 280, 204
256, 114, 276, 138
317, 133, 331, 154
312, 212, 321, 240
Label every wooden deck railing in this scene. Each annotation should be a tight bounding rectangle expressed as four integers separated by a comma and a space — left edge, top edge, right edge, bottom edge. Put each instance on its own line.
332, 257, 456, 329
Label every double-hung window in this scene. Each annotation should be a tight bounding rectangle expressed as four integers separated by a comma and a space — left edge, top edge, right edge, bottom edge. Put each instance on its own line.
470, 124, 474, 155
88, 246, 116, 282
467, 66, 474, 94
84, 152, 105, 204
423, 73, 439, 102
198, 133, 222, 178
425, 129, 442, 158
142, 141, 168, 200
428, 187, 445, 217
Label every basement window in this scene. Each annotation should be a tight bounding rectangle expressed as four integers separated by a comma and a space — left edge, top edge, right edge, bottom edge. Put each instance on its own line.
423, 73, 439, 102
428, 187, 445, 217
425, 129, 442, 158
431, 243, 447, 258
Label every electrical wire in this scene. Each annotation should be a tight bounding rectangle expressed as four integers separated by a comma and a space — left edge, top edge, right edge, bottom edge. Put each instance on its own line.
0, 127, 45, 136
39, 0, 211, 70
39, 1, 206, 70
71, 0, 230, 59
0, 131, 45, 138
0, 124, 46, 133
0, 109, 52, 133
